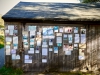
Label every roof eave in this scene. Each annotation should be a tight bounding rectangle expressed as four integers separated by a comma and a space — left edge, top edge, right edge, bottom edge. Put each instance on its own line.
2, 17, 100, 25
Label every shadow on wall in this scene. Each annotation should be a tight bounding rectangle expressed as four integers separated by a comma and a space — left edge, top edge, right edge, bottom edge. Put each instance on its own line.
0, 48, 5, 68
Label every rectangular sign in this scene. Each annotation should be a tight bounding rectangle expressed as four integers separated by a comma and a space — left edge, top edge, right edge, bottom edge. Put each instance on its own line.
57, 37, 62, 43
13, 37, 18, 44
8, 25, 14, 30
12, 54, 16, 60
54, 47, 58, 53
42, 48, 48, 55
54, 26, 58, 32
42, 59, 47, 63
6, 37, 12, 42
6, 49, 10, 55
65, 50, 71, 55
24, 60, 32, 63
74, 27, 78, 33
28, 26, 36, 31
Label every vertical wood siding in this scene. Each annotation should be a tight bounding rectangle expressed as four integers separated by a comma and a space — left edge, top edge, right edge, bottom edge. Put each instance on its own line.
5, 23, 100, 72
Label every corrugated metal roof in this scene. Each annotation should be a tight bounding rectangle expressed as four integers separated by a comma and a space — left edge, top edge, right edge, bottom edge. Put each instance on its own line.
2, 2, 100, 21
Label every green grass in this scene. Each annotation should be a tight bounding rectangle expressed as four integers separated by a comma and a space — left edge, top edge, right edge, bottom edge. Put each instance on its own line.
0, 66, 23, 75
0, 66, 95, 75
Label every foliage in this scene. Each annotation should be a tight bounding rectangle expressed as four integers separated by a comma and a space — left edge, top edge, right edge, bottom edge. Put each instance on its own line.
0, 36, 4, 40
0, 66, 23, 75
0, 35, 4, 49
82, 0, 100, 3
0, 25, 4, 28
0, 44, 4, 49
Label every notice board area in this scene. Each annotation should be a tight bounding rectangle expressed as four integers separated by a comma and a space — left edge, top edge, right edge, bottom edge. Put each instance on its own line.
4, 23, 91, 71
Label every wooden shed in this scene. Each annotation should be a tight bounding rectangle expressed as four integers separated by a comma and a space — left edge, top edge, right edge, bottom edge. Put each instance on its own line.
2, 2, 100, 72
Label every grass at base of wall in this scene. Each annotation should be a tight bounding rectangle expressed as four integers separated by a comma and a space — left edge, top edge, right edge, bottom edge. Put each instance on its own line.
0, 66, 23, 75
43, 72, 94, 75
23, 71, 95, 75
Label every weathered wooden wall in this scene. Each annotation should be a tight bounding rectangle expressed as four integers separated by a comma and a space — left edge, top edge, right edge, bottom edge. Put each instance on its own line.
86, 25, 100, 71
4, 22, 100, 72
4, 22, 22, 68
